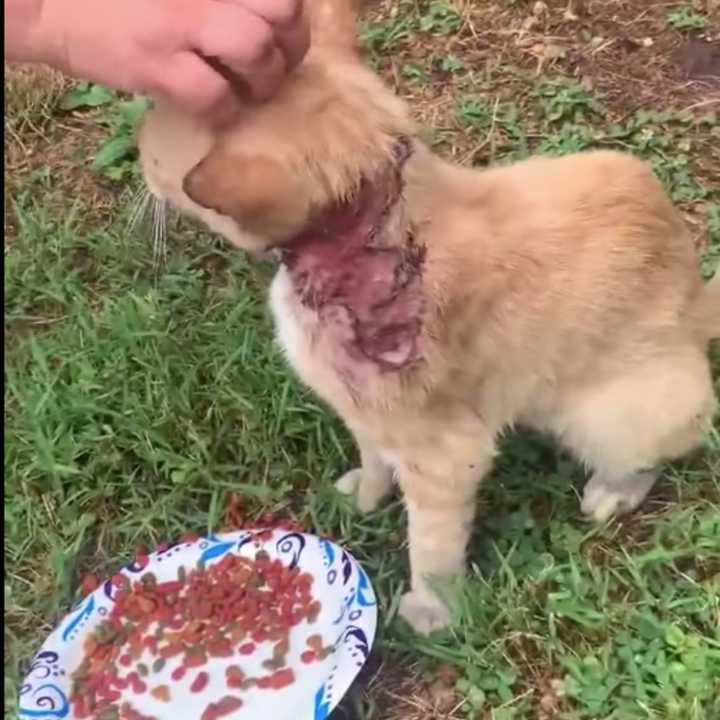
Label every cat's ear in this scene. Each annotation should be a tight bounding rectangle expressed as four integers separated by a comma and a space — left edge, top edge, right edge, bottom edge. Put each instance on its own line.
306, 0, 366, 57
182, 146, 309, 239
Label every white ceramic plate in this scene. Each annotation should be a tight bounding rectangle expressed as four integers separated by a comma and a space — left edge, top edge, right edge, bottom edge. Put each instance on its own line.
18, 529, 377, 720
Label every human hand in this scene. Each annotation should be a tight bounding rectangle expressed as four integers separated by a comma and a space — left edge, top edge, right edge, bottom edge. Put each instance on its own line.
8, 0, 308, 114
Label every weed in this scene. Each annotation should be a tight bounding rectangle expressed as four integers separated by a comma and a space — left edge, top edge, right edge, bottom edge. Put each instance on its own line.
59, 82, 148, 180
666, 6, 709, 31
534, 79, 604, 124
419, 1, 462, 35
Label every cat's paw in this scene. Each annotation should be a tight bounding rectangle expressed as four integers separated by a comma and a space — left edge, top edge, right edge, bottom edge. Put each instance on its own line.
399, 590, 450, 635
581, 470, 657, 522
334, 468, 384, 513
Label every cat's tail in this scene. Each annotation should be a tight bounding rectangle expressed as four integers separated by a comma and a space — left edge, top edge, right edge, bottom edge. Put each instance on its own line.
698, 269, 720, 340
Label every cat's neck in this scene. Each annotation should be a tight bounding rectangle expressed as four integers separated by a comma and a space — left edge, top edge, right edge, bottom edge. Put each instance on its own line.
277, 138, 428, 370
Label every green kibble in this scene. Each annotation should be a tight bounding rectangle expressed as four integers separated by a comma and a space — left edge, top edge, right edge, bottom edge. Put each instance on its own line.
141, 572, 157, 585
95, 621, 117, 645
137, 663, 149, 677
97, 706, 120, 720
152, 657, 166, 673
177, 566, 187, 583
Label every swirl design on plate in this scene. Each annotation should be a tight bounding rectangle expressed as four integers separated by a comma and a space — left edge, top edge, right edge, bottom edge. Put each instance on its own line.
25, 651, 59, 681
320, 538, 335, 568
276, 532, 306, 568
18, 682, 69, 718
341, 551, 353, 585
355, 566, 376, 607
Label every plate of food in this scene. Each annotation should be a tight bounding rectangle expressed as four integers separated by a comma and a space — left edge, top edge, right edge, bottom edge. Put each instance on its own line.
18, 529, 377, 720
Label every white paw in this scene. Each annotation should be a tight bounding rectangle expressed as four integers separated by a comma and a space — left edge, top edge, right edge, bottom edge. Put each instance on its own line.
334, 468, 383, 513
581, 471, 657, 522
335, 467, 363, 496
399, 590, 451, 634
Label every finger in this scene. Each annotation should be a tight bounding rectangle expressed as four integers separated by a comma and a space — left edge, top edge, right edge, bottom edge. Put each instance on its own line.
221, 0, 309, 69
239, 45, 287, 101
191, 3, 289, 100
224, 0, 303, 27
200, 45, 286, 102
150, 51, 232, 115
274, 11, 310, 71
193, 3, 275, 67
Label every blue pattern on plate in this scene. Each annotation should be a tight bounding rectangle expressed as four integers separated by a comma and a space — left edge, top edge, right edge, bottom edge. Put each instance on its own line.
320, 538, 335, 568
341, 551, 353, 585
19, 653, 69, 719
356, 566, 376, 607
313, 685, 331, 720
199, 540, 236, 564
60, 595, 94, 642
276, 532, 306, 568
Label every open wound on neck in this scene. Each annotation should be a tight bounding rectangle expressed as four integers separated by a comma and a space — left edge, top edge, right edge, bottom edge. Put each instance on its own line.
280, 138, 426, 370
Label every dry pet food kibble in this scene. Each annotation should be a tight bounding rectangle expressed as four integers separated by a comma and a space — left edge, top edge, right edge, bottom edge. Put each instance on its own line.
69, 545, 324, 719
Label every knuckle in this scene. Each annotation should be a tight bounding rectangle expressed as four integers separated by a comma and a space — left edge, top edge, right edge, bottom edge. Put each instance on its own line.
273, 0, 303, 25
251, 24, 275, 58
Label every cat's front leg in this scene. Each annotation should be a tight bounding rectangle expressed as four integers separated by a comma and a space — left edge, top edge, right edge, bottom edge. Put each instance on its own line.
335, 433, 394, 513
395, 439, 495, 634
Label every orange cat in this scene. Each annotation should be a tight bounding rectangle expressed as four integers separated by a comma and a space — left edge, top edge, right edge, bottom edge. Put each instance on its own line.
139, 0, 719, 633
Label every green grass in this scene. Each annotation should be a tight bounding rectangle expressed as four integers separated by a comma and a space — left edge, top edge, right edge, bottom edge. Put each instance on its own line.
5, 1, 720, 717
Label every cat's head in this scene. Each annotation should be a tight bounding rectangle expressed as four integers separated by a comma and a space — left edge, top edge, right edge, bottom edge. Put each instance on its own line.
138, 0, 415, 253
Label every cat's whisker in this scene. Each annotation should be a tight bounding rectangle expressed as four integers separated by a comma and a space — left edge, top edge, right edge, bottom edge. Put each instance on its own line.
127, 186, 151, 234
151, 195, 168, 272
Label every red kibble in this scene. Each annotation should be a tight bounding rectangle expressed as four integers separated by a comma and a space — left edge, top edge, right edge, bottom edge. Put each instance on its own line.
301, 650, 316, 664
113, 676, 129, 690
118, 653, 133, 667
170, 666, 186, 682
150, 685, 171, 702
131, 679, 148, 694
190, 671, 210, 694
208, 638, 234, 658
74, 700, 90, 719
226, 675, 244, 689
183, 650, 208, 668
179, 531, 200, 543
80, 573, 100, 597
238, 642, 256, 656
251, 629, 268, 643
212, 696, 244, 719
159, 642, 184, 659
155, 580, 183, 595
268, 668, 295, 690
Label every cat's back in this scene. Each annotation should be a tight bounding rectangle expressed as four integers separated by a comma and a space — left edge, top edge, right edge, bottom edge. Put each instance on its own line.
422, 150, 706, 374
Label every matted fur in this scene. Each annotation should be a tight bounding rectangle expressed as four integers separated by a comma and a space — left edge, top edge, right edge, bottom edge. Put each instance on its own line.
139, 0, 719, 633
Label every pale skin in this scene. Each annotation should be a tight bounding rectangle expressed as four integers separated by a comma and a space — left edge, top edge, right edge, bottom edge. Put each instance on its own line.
4, 0, 310, 120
